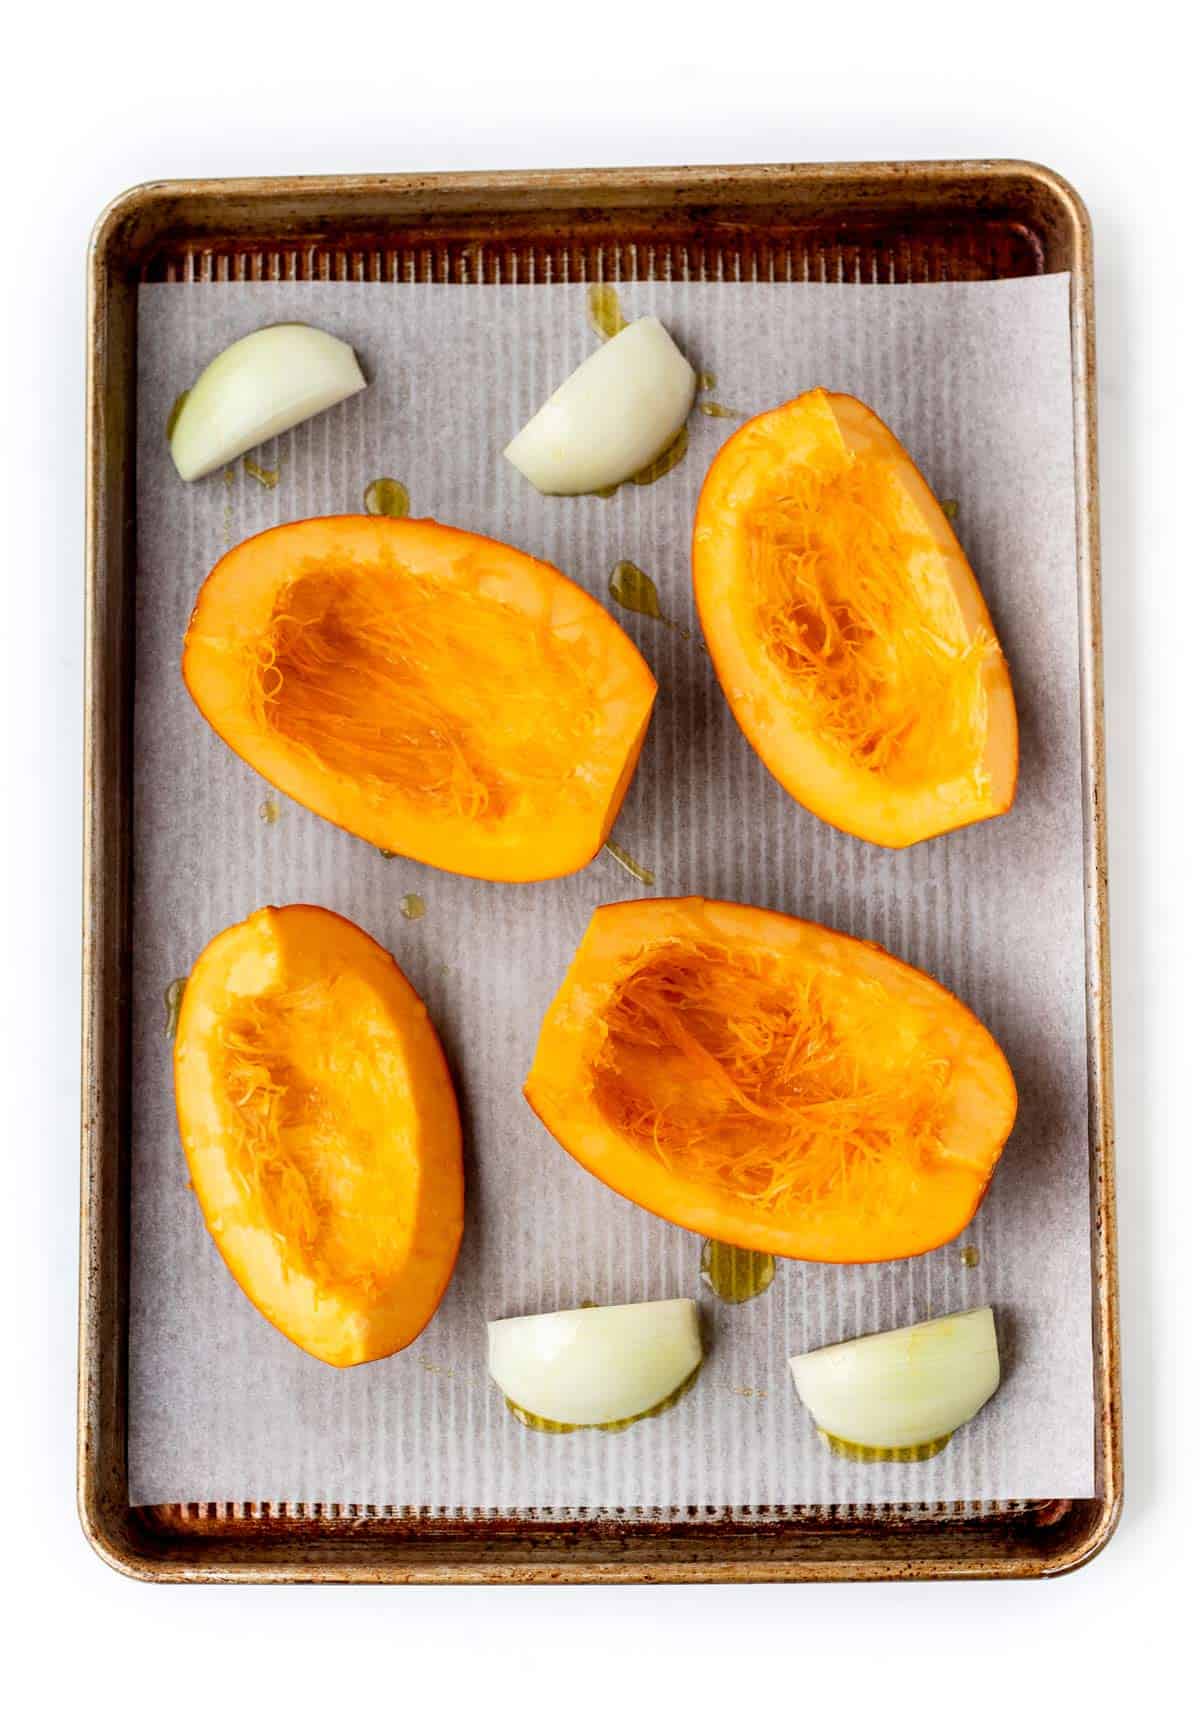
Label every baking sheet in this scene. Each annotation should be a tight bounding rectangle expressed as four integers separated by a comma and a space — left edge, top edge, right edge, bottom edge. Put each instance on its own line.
129, 276, 1093, 1511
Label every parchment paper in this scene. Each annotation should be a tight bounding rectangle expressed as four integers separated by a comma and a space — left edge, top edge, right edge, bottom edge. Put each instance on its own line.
130, 276, 1093, 1511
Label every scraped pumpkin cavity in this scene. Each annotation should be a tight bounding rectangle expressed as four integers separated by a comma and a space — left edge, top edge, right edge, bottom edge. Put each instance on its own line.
183, 516, 656, 880
693, 390, 1018, 846
592, 938, 952, 1217
525, 898, 1016, 1263
748, 450, 990, 788
250, 565, 597, 824
175, 904, 463, 1366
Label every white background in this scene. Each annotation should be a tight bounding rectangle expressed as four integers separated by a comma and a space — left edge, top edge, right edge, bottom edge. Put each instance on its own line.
1, 2, 1193, 1720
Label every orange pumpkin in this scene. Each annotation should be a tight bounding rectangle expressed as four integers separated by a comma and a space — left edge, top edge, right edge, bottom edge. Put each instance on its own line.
693, 390, 1018, 847
174, 903, 463, 1366
525, 897, 1016, 1263
183, 516, 656, 881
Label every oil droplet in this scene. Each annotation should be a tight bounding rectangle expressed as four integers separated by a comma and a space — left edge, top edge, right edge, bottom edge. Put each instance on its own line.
697, 369, 717, 392
608, 560, 662, 621
400, 893, 426, 920
163, 976, 187, 1039
419, 1357, 456, 1378
960, 1244, 980, 1268
364, 476, 410, 517
505, 1365, 700, 1434
699, 401, 742, 420
221, 467, 235, 547
819, 1430, 952, 1463
587, 283, 627, 341
701, 1239, 776, 1304
631, 424, 689, 487
941, 498, 960, 520
258, 797, 280, 825
378, 847, 397, 859
731, 1385, 769, 1400
604, 840, 655, 887
165, 390, 190, 442
243, 456, 280, 490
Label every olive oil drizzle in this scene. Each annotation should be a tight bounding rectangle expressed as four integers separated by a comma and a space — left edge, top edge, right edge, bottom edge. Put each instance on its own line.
258, 796, 280, 825
505, 1365, 700, 1434
221, 465, 235, 547
163, 976, 187, 1039
587, 283, 628, 341
364, 476, 411, 517
604, 841, 655, 887
399, 893, 426, 921
165, 390, 190, 442
695, 369, 743, 421
701, 1239, 776, 1303
607, 559, 691, 638
243, 456, 280, 490
960, 1244, 980, 1268
819, 1430, 952, 1463
608, 560, 662, 620
941, 498, 960, 520
631, 424, 689, 486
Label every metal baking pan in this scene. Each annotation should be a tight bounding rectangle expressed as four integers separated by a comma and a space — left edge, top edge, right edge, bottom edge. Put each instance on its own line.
81, 161, 1120, 1582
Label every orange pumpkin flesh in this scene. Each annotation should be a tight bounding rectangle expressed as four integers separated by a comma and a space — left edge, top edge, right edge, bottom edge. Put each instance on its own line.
174, 904, 463, 1366
693, 389, 1018, 847
525, 898, 1016, 1263
183, 516, 657, 881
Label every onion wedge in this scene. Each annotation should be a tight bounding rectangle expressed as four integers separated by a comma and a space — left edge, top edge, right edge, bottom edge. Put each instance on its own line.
788, 1307, 1000, 1449
487, 1297, 701, 1427
169, 323, 366, 482
504, 317, 696, 495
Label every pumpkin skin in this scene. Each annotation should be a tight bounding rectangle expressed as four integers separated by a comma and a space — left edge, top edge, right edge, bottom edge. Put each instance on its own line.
693, 390, 1018, 847
174, 903, 463, 1366
183, 516, 657, 881
524, 897, 1016, 1264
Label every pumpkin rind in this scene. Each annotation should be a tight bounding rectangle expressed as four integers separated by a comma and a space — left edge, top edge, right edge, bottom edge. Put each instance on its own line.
183, 516, 657, 881
524, 897, 1016, 1264
693, 390, 1018, 847
174, 903, 463, 1366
